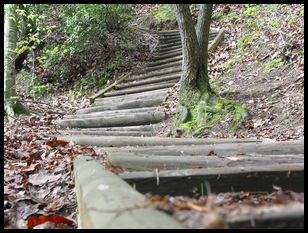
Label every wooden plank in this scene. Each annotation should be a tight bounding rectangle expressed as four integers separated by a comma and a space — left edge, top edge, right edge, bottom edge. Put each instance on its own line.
146, 56, 182, 68
209, 29, 224, 51
58, 135, 262, 147
74, 156, 184, 229
56, 111, 165, 128
94, 88, 169, 104
99, 141, 304, 156
120, 164, 304, 195
89, 72, 130, 103
66, 107, 158, 119
77, 95, 166, 114
108, 153, 304, 171
126, 67, 181, 81
150, 51, 182, 62
62, 130, 154, 137
116, 74, 180, 89
104, 81, 176, 97
143, 61, 182, 73
60, 124, 161, 132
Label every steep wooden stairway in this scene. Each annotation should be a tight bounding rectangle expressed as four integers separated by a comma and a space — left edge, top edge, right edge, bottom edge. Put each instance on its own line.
55, 28, 304, 229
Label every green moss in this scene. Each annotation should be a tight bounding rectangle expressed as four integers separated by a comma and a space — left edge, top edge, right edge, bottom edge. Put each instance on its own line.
230, 104, 248, 130
178, 97, 248, 135
262, 57, 284, 73
152, 4, 176, 22
13, 102, 31, 115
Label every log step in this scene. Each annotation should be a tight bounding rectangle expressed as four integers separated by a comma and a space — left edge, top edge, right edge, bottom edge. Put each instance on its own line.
60, 124, 161, 133
157, 41, 182, 49
150, 51, 182, 62
99, 140, 304, 156
158, 37, 181, 44
116, 74, 180, 90
126, 67, 181, 82
78, 95, 166, 114
107, 153, 304, 171
74, 156, 184, 229
66, 107, 158, 119
120, 163, 304, 196
56, 111, 165, 128
156, 48, 182, 57
62, 130, 154, 137
58, 136, 262, 147
146, 56, 182, 68
143, 60, 182, 73
94, 89, 169, 105
104, 80, 177, 97
157, 44, 182, 53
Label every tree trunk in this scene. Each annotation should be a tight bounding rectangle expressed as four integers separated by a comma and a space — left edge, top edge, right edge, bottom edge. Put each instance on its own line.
174, 4, 214, 123
4, 4, 28, 121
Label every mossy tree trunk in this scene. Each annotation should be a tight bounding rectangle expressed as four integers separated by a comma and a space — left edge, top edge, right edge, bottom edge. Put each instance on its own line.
4, 4, 28, 121
174, 4, 214, 123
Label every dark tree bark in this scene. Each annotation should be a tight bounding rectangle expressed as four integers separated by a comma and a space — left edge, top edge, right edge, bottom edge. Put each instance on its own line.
174, 4, 214, 123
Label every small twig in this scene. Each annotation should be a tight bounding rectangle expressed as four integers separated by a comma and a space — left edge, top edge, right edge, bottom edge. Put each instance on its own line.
155, 168, 160, 185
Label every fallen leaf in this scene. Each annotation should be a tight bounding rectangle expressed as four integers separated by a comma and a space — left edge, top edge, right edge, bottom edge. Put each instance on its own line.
27, 215, 74, 229
46, 139, 68, 148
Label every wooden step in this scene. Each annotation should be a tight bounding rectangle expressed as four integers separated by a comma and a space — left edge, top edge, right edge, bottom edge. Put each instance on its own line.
94, 89, 170, 105
120, 163, 304, 195
66, 107, 158, 119
78, 95, 166, 114
116, 74, 180, 90
62, 130, 154, 137
58, 136, 262, 147
126, 67, 181, 81
146, 56, 182, 68
100, 140, 304, 156
143, 60, 182, 73
74, 156, 184, 229
104, 80, 177, 97
56, 111, 166, 128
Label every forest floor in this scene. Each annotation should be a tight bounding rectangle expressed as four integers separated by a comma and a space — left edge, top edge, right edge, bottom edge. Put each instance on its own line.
158, 4, 304, 141
4, 4, 304, 229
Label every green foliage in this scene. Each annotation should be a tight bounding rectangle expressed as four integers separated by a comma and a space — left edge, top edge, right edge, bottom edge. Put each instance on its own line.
262, 57, 284, 73
270, 19, 279, 30
152, 4, 176, 22
30, 84, 47, 99
230, 104, 248, 130
237, 32, 258, 53
243, 4, 260, 16
60, 4, 134, 54
213, 11, 239, 23
69, 68, 110, 99
212, 11, 223, 20
16, 4, 137, 98
226, 12, 240, 22
287, 12, 299, 25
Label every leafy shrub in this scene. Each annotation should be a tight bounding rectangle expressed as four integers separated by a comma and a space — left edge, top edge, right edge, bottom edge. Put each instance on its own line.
243, 4, 260, 16
152, 4, 176, 22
